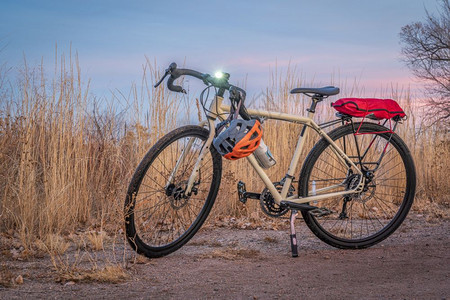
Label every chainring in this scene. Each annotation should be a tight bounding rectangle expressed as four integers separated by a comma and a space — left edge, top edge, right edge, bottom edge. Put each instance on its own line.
259, 182, 293, 218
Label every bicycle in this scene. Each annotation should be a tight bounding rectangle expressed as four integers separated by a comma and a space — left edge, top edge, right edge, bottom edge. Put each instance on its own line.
124, 62, 416, 258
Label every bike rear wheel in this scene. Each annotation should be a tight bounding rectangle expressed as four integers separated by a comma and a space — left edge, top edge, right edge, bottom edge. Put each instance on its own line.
299, 122, 416, 249
125, 125, 222, 258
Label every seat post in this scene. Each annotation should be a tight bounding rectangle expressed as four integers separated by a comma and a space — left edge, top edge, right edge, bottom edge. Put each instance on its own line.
307, 95, 323, 114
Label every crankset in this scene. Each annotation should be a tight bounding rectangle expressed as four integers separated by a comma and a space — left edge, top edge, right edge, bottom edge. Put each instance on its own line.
259, 182, 293, 218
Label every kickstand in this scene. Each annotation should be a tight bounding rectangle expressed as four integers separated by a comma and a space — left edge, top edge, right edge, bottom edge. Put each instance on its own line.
289, 210, 299, 257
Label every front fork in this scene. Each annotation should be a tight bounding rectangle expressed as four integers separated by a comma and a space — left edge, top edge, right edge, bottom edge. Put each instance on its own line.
185, 118, 216, 194
165, 118, 216, 195
165, 96, 224, 195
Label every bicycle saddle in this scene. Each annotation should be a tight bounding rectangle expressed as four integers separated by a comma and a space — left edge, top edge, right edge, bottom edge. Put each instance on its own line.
290, 86, 340, 96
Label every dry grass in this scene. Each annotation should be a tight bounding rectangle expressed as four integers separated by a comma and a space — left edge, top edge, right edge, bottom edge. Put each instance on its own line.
0, 264, 15, 287
55, 264, 129, 283
38, 231, 129, 283
85, 231, 107, 251
263, 236, 278, 244
0, 56, 448, 271
36, 234, 70, 255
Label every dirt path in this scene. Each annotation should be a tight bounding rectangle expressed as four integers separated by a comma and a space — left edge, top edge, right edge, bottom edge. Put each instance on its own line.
1, 214, 449, 299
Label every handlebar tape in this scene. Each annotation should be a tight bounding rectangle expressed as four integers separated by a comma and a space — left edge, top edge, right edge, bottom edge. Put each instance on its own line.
167, 76, 185, 93
167, 67, 205, 93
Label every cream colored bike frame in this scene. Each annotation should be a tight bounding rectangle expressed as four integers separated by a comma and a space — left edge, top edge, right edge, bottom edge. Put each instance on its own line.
182, 95, 364, 205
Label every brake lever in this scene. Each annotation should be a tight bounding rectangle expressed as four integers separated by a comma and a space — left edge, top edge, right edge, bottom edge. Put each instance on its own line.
154, 63, 178, 88
153, 70, 170, 88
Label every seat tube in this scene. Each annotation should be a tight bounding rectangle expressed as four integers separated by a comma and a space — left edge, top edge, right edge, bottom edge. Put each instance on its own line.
280, 124, 309, 197
280, 104, 317, 198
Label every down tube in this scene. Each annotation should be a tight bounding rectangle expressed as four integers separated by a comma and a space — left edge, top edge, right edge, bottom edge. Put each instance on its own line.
246, 154, 283, 203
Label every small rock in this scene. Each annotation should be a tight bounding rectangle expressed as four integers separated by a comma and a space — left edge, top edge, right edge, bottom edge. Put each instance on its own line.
14, 275, 23, 285
65, 281, 76, 286
10, 248, 19, 259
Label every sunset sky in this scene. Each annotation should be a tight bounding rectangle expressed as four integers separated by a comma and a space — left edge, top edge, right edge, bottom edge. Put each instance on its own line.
0, 0, 441, 99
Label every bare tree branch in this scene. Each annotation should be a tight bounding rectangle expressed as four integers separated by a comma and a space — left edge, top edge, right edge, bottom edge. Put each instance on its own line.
400, 0, 450, 125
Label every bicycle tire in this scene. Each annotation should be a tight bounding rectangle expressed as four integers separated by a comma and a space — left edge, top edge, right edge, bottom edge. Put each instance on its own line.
125, 125, 222, 258
298, 122, 416, 249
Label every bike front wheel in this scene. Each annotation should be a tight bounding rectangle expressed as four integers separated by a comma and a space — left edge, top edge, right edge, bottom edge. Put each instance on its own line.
125, 125, 222, 258
298, 122, 416, 249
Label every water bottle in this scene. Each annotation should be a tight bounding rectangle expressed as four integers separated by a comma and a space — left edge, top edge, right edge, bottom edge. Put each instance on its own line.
254, 139, 276, 169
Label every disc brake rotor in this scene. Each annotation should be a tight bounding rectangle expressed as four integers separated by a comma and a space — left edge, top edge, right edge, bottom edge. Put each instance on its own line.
167, 180, 199, 210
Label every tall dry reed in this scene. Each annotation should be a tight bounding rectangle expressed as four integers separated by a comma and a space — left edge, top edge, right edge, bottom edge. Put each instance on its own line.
0, 57, 448, 249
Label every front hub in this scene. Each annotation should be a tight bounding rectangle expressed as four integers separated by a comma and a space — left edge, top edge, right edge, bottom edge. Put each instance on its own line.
170, 183, 189, 209
167, 180, 200, 210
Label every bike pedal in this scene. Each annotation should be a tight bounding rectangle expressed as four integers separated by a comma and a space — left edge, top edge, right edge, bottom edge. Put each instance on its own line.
310, 207, 333, 217
237, 181, 261, 204
237, 181, 248, 204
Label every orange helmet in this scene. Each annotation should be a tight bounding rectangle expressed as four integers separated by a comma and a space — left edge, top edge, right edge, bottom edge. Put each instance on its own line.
213, 119, 262, 160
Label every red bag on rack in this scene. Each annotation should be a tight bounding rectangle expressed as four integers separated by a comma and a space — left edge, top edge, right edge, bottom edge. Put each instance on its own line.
331, 98, 406, 120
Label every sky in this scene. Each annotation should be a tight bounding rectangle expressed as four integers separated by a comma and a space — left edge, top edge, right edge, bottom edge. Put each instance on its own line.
0, 0, 441, 100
